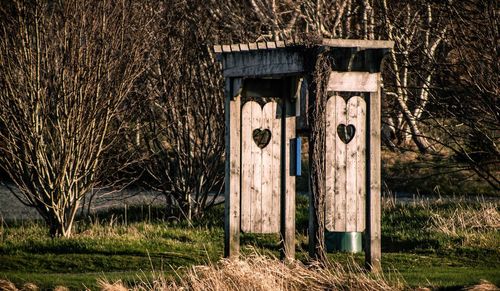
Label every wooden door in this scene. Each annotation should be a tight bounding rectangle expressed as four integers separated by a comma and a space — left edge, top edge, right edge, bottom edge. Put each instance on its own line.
240, 100, 282, 233
325, 95, 367, 232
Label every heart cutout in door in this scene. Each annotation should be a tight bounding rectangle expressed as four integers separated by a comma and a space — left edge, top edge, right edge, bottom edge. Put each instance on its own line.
253, 128, 272, 149
337, 124, 356, 144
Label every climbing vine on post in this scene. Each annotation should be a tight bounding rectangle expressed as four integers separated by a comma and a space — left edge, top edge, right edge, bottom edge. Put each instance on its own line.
307, 46, 333, 262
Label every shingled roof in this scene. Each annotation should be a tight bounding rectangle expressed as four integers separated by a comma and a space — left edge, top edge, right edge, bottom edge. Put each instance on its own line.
213, 38, 394, 54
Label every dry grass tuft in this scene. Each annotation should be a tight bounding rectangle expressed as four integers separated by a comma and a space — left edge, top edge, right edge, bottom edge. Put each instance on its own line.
97, 279, 129, 291
21, 282, 39, 291
99, 252, 405, 291
0, 279, 18, 291
462, 280, 499, 291
428, 203, 499, 232
430, 203, 500, 234
427, 202, 500, 248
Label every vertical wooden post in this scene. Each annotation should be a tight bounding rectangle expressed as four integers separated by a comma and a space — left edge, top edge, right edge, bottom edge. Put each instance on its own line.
224, 77, 241, 258
365, 74, 382, 272
281, 81, 296, 261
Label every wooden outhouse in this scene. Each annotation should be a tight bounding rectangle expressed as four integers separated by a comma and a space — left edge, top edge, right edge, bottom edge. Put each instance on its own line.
214, 38, 393, 268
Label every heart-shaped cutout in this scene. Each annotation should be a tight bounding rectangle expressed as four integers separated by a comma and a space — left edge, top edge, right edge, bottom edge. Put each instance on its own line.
252, 128, 271, 149
337, 124, 356, 144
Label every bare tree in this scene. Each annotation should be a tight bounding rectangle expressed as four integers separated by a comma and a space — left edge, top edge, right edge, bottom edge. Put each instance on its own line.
377, 0, 498, 189
428, 0, 499, 189
378, 0, 448, 153
0, 0, 152, 237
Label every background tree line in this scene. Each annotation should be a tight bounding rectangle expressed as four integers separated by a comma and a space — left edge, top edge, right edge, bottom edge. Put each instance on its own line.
0, 0, 497, 237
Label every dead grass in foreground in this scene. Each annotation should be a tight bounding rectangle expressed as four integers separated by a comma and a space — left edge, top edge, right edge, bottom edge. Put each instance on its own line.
99, 252, 405, 291
1, 253, 498, 291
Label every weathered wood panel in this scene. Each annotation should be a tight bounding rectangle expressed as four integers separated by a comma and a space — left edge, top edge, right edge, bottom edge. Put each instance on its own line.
250, 102, 263, 232
325, 96, 337, 229
327, 72, 378, 92
282, 95, 296, 260
321, 39, 394, 49
325, 96, 366, 232
365, 76, 382, 272
261, 103, 273, 233
224, 78, 241, 258
241, 101, 260, 233
356, 98, 367, 231
345, 97, 358, 231
261, 102, 281, 233
334, 96, 347, 231
222, 50, 304, 77
241, 101, 281, 233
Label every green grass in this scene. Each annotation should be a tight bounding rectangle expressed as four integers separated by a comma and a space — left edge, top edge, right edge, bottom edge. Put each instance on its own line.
382, 149, 498, 196
0, 196, 499, 290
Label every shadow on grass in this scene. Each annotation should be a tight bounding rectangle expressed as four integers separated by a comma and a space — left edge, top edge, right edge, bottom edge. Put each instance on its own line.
382, 234, 442, 252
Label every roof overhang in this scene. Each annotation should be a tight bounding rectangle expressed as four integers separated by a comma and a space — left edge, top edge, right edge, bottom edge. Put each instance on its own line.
214, 38, 394, 77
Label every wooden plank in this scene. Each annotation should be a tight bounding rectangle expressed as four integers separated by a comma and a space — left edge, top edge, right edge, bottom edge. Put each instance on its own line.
222, 45, 231, 52
356, 96, 367, 232
222, 50, 304, 77
231, 44, 240, 52
321, 38, 394, 49
327, 72, 378, 92
271, 101, 281, 233
248, 43, 258, 50
213, 45, 222, 53
282, 93, 296, 260
223, 54, 235, 70
276, 40, 285, 48
224, 78, 241, 258
239, 44, 249, 51
325, 96, 337, 231
266, 41, 276, 49
334, 96, 347, 231
241, 101, 260, 232
257, 42, 267, 50
260, 102, 273, 233
345, 97, 358, 232
261, 102, 279, 233
251, 102, 263, 232
365, 75, 382, 272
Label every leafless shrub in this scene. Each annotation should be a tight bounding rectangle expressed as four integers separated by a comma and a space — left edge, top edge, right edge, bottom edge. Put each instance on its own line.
0, 0, 153, 237
138, 2, 226, 221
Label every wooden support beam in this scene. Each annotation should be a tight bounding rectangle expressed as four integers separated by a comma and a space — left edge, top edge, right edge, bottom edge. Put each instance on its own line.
281, 87, 296, 261
224, 78, 241, 258
365, 74, 382, 272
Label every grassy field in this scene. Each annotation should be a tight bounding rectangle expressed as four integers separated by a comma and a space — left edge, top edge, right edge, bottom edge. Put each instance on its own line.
0, 195, 499, 290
